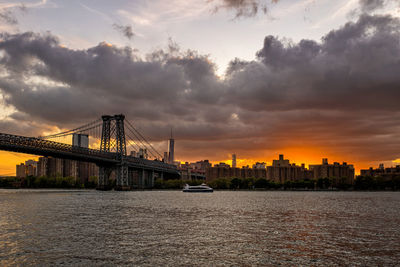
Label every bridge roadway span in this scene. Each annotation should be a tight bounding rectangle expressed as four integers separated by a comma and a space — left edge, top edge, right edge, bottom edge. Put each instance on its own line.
0, 132, 179, 174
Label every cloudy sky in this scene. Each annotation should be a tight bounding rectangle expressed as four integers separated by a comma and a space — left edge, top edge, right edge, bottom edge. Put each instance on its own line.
1, 0, 400, 175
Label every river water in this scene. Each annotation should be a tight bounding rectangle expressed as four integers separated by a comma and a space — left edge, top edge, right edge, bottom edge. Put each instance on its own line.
0, 190, 399, 266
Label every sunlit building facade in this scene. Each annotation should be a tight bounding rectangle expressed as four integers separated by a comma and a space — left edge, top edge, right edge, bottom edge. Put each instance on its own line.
16, 156, 99, 183
266, 155, 312, 183
16, 163, 26, 178
206, 155, 352, 184
309, 158, 355, 184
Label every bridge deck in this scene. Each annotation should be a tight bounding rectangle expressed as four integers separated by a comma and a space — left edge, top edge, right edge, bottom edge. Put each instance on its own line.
0, 133, 179, 174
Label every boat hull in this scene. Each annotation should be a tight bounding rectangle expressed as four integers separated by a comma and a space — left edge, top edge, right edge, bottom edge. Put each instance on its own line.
182, 189, 213, 193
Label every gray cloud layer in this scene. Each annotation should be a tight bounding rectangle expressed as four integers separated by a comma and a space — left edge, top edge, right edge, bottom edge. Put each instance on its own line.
0, 14, 400, 165
0, 4, 28, 26
0, 9, 18, 25
211, 0, 279, 18
112, 24, 135, 40
228, 15, 400, 112
359, 0, 399, 13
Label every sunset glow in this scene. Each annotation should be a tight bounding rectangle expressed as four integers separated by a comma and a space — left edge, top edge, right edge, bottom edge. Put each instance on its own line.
1, 0, 400, 177
2, 2, 400, 266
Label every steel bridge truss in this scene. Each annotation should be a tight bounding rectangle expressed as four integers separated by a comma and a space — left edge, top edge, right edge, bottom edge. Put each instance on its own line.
99, 114, 128, 189
0, 114, 180, 190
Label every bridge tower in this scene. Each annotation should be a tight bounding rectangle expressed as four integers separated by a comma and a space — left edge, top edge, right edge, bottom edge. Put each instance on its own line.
100, 115, 112, 152
97, 114, 129, 190
114, 114, 129, 190
114, 114, 127, 160
98, 115, 112, 190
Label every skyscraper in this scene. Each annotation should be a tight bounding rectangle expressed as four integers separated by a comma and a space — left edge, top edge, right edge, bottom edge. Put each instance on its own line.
72, 133, 89, 148
168, 129, 175, 164
232, 154, 237, 168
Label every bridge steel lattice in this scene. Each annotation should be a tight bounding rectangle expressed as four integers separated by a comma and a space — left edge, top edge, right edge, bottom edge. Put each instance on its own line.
0, 114, 180, 190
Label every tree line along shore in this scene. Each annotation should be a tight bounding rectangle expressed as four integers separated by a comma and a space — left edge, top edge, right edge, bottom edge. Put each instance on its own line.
1, 175, 400, 191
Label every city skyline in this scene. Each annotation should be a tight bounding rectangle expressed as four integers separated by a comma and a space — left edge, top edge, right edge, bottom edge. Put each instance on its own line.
1, 2, 400, 265
1, 0, 400, 175
11, 151, 398, 177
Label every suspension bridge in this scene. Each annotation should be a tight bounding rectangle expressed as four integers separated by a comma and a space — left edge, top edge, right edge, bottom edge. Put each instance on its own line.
0, 114, 180, 190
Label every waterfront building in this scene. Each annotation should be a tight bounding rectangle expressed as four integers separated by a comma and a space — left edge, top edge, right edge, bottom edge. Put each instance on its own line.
206, 162, 268, 181
16, 160, 37, 178
178, 160, 210, 180
205, 154, 328, 184
78, 162, 89, 183
189, 160, 212, 170
48, 158, 63, 177
25, 159, 37, 176
72, 133, 89, 148
179, 167, 206, 181
37, 157, 48, 177
139, 148, 148, 159
266, 155, 312, 183
360, 164, 400, 179
242, 165, 267, 179
309, 158, 355, 184
130, 149, 149, 159
206, 162, 233, 181
25, 160, 37, 167
168, 136, 174, 164
63, 159, 78, 179
26, 164, 37, 177
253, 162, 266, 169
232, 154, 237, 168
16, 163, 26, 178
18, 156, 98, 183
88, 163, 99, 178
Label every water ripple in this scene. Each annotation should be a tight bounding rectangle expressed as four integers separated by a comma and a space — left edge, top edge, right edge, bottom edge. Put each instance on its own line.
0, 190, 399, 266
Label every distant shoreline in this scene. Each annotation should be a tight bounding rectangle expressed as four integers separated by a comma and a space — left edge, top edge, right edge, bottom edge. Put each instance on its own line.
1, 187, 399, 192
1, 175, 399, 191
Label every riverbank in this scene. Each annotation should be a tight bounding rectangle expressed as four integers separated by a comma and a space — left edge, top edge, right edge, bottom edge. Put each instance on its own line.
1, 176, 399, 191
0, 175, 98, 189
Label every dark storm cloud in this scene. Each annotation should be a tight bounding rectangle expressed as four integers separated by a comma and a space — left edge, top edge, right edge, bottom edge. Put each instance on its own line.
359, 0, 388, 12
226, 14, 400, 112
0, 32, 223, 129
210, 0, 279, 18
0, 14, 400, 164
0, 117, 51, 137
360, 0, 385, 12
112, 24, 135, 40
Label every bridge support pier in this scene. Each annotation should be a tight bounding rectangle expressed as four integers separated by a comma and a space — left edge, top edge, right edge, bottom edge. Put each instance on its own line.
139, 168, 145, 189
97, 166, 113, 190
150, 170, 155, 188
115, 164, 130, 191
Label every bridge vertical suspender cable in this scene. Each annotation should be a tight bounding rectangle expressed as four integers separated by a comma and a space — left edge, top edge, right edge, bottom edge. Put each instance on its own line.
35, 116, 166, 162
38, 119, 102, 140
125, 130, 158, 159
125, 120, 163, 160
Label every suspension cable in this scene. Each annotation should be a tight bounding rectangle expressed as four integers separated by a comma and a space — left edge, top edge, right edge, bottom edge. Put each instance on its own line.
126, 131, 158, 159
125, 134, 143, 154
125, 120, 163, 159
39, 119, 102, 139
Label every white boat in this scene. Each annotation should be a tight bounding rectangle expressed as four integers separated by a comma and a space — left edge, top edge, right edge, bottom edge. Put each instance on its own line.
183, 183, 213, 193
